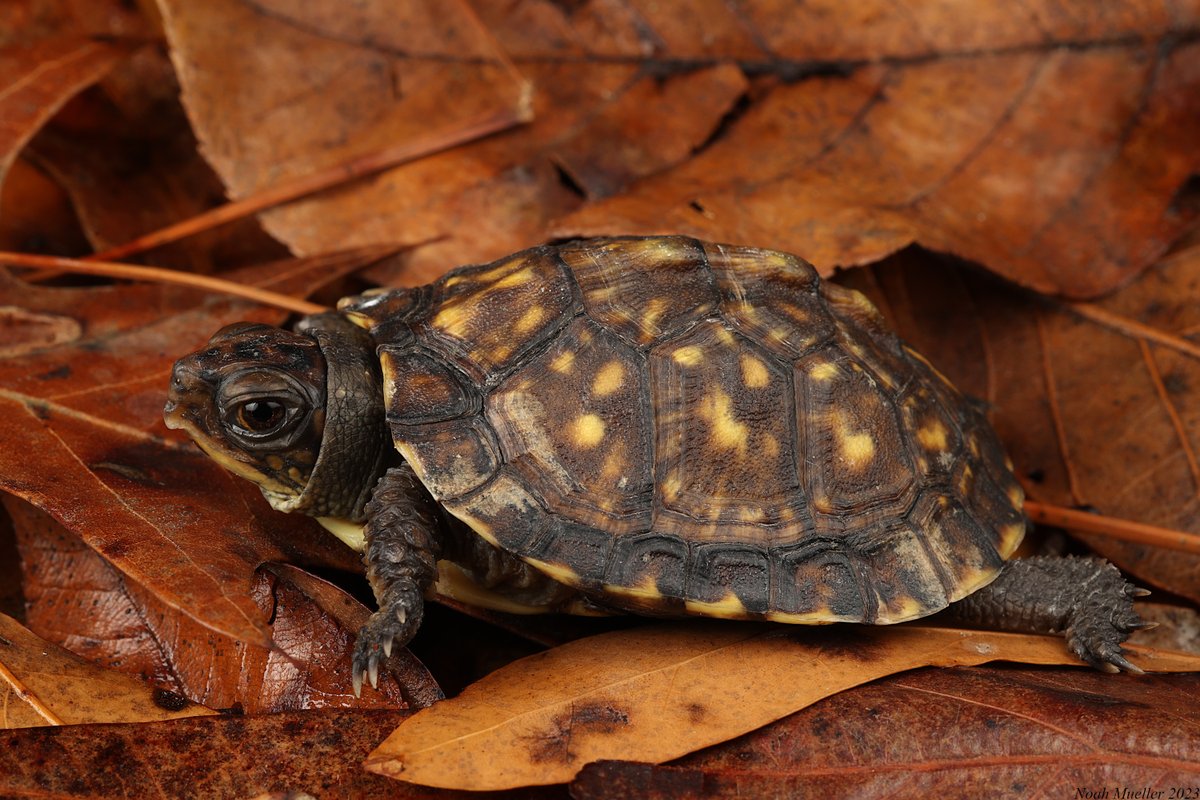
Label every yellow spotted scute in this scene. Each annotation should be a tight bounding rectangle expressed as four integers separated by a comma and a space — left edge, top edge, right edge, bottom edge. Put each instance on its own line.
359, 236, 1026, 626
423, 247, 578, 383
559, 236, 719, 345
486, 319, 653, 535
650, 320, 804, 543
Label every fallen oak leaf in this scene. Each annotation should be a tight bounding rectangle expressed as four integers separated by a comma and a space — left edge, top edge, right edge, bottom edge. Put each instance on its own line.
0, 612, 214, 728
363, 622, 1200, 791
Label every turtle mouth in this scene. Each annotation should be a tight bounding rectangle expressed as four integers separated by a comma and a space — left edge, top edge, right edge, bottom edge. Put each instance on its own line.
163, 361, 304, 500
163, 362, 214, 433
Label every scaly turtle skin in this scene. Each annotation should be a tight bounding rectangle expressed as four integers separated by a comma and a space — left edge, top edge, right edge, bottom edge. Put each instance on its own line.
164, 236, 1146, 692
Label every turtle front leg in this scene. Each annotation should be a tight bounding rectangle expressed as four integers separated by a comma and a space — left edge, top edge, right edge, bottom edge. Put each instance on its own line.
948, 556, 1150, 672
353, 463, 442, 696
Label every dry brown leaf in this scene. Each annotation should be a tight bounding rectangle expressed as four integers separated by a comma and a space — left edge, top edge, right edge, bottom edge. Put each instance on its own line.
156, 0, 535, 278
0, 35, 131, 190
157, 0, 1199, 296
0, 156, 90, 254
27, 56, 289, 271
0, 612, 214, 728
0, 709, 535, 799
571, 668, 1200, 797
364, 623, 1200, 791
8, 497, 441, 712
838, 242, 1200, 601
0, 251, 380, 648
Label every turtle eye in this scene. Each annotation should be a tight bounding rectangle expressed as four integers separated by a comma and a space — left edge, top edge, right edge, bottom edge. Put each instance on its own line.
235, 399, 287, 433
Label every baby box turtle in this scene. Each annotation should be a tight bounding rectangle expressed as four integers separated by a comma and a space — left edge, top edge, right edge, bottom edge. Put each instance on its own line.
164, 236, 1145, 693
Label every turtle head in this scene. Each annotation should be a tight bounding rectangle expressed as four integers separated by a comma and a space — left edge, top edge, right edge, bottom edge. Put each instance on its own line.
165, 315, 388, 521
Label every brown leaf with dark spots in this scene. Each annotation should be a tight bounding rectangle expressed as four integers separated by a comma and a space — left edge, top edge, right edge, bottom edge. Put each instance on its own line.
839, 241, 1200, 601
9, 497, 441, 713
571, 668, 1200, 797
364, 623, 1200, 791
0, 709, 567, 798
0, 611, 214, 728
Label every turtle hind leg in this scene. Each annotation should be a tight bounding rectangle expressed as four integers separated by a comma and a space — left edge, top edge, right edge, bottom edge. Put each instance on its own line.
947, 555, 1150, 673
353, 464, 442, 696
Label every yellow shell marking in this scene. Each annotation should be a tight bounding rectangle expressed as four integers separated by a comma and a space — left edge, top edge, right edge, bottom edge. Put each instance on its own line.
525, 557, 583, 588
685, 592, 748, 619
739, 506, 766, 523
672, 345, 704, 366
882, 595, 928, 623
740, 354, 770, 389
550, 351, 575, 373
835, 413, 875, 469
766, 609, 839, 625
999, 522, 1025, 557
661, 471, 683, 503
592, 361, 626, 396
600, 448, 628, 482
917, 420, 949, 451
1008, 485, 1025, 507
701, 389, 748, 452
432, 303, 471, 338
604, 574, 664, 602
809, 361, 838, 381
514, 305, 547, 334
492, 266, 535, 290
762, 433, 780, 459
641, 297, 667, 334
571, 413, 606, 447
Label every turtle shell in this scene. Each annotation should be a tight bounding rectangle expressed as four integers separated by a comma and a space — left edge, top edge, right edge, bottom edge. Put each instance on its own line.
339, 236, 1025, 624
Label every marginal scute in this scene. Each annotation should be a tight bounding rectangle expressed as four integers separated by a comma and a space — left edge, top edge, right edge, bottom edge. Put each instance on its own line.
606, 533, 690, 605
691, 544, 771, 614
771, 540, 869, 622
852, 523, 951, 622
524, 521, 613, 589
908, 490, 1006, 603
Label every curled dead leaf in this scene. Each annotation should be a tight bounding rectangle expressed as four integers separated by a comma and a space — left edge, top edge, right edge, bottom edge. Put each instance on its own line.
0, 612, 214, 728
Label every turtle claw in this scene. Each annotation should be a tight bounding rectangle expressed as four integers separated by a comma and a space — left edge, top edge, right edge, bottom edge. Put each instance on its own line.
1065, 576, 1147, 674
350, 596, 422, 696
